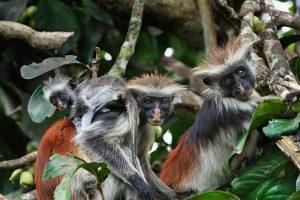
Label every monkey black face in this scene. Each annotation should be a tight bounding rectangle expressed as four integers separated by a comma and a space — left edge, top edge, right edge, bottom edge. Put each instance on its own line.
203, 65, 255, 101
137, 94, 173, 126
49, 91, 72, 110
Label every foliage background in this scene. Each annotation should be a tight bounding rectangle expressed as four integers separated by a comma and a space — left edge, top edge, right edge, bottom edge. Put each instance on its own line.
0, 0, 300, 199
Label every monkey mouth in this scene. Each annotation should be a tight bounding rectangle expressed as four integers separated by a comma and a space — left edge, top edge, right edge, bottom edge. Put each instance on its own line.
58, 104, 67, 110
148, 119, 163, 126
238, 89, 253, 101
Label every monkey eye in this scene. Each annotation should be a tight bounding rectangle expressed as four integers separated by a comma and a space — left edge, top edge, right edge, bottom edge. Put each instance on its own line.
224, 78, 231, 86
144, 97, 153, 105
237, 69, 245, 76
161, 98, 170, 105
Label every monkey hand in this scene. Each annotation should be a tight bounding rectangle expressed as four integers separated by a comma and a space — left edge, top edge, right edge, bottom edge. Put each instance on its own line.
128, 175, 156, 200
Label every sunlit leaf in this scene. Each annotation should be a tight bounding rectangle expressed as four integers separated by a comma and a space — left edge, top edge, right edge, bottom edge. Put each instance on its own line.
231, 148, 292, 199
288, 191, 300, 200
256, 177, 296, 200
227, 99, 288, 168
20, 55, 83, 79
27, 85, 56, 123
263, 113, 300, 139
185, 191, 240, 200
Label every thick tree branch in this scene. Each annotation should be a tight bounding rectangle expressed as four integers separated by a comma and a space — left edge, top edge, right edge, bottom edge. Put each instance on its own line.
0, 21, 74, 51
94, 0, 204, 48
273, 10, 300, 30
0, 151, 37, 170
196, 0, 217, 54
108, 0, 145, 76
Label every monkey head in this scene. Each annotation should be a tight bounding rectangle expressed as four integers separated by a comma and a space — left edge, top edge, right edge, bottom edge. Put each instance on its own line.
128, 74, 185, 126
194, 38, 255, 101
43, 75, 75, 110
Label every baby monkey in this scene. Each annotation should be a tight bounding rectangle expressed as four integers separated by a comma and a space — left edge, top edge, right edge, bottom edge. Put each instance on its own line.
43, 75, 89, 119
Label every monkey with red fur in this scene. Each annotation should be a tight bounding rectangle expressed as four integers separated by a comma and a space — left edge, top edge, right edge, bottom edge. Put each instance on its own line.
160, 38, 263, 197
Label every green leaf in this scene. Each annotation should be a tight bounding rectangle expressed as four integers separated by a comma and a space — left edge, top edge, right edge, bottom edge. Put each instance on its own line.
36, 0, 77, 32
77, 19, 105, 63
257, 176, 296, 200
78, 162, 111, 183
20, 55, 83, 79
135, 29, 159, 61
280, 35, 300, 49
43, 154, 84, 181
262, 113, 300, 139
36, 0, 80, 53
289, 56, 300, 80
81, 0, 114, 25
185, 191, 240, 200
27, 85, 56, 123
231, 148, 290, 199
54, 173, 72, 200
227, 99, 288, 167
288, 191, 300, 200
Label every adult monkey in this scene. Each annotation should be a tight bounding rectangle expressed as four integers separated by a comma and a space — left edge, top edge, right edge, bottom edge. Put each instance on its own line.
128, 74, 186, 200
36, 74, 185, 200
36, 75, 154, 200
160, 38, 263, 196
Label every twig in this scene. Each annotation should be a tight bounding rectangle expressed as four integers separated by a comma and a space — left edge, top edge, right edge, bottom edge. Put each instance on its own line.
0, 151, 37, 170
108, 0, 145, 76
214, 0, 239, 21
91, 47, 101, 78
276, 136, 300, 170
196, 0, 217, 54
0, 21, 74, 51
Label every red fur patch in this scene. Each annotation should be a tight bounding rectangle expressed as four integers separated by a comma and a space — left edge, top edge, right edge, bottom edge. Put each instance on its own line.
160, 128, 198, 191
35, 119, 78, 200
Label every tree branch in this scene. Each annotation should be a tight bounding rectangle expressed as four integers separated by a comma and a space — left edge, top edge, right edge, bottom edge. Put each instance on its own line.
108, 0, 145, 76
0, 151, 37, 170
214, 0, 239, 21
273, 10, 300, 30
0, 21, 74, 51
196, 0, 217, 54
276, 136, 300, 170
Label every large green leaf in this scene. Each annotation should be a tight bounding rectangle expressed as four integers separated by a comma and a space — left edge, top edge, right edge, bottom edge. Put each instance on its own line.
44, 154, 110, 200
20, 55, 83, 79
227, 99, 288, 168
231, 149, 290, 199
289, 56, 300, 80
77, 19, 105, 63
81, 0, 113, 25
27, 85, 56, 123
256, 177, 296, 200
262, 113, 300, 139
185, 191, 240, 200
288, 191, 300, 200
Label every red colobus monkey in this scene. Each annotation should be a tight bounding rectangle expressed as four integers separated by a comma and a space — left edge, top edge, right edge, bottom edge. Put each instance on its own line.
160, 38, 262, 196
35, 74, 184, 200
128, 74, 186, 200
